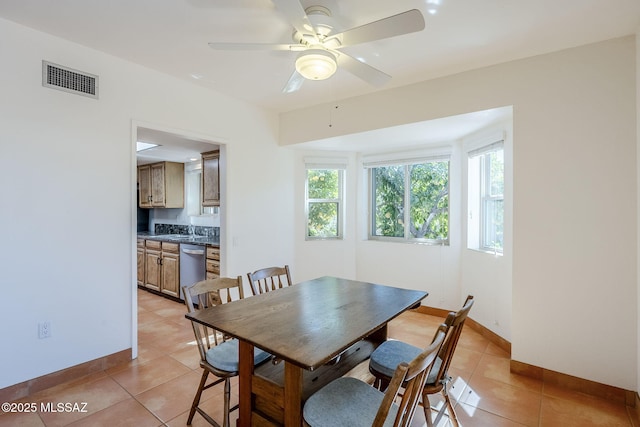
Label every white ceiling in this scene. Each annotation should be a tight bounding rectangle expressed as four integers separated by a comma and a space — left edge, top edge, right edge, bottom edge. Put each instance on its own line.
136, 127, 219, 165
1, 0, 637, 157
1, 0, 638, 114
295, 106, 512, 152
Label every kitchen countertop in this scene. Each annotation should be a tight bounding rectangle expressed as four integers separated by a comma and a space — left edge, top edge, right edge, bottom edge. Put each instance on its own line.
138, 232, 219, 247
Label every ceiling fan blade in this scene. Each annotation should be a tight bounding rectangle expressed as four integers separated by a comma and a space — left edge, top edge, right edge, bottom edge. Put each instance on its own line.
208, 42, 305, 51
336, 53, 391, 87
272, 0, 317, 41
282, 70, 305, 93
328, 9, 425, 48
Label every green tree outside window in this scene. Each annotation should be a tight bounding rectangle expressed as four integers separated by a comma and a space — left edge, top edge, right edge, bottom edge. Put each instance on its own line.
306, 169, 343, 239
371, 160, 449, 243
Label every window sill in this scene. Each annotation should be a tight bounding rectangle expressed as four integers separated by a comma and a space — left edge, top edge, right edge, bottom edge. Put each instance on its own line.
368, 237, 449, 246
467, 247, 503, 256
305, 237, 343, 241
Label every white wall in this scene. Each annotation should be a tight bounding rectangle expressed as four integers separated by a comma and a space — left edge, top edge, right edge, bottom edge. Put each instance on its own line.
636, 28, 640, 397
0, 17, 293, 389
282, 37, 637, 390
291, 123, 512, 340
460, 122, 513, 341
291, 150, 358, 282
354, 143, 464, 309
1, 15, 636, 394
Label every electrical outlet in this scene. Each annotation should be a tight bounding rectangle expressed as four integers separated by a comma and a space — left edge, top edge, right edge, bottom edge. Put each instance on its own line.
38, 321, 51, 339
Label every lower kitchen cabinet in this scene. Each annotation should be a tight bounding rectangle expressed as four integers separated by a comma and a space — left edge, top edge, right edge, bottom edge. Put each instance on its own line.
144, 240, 162, 291
137, 239, 145, 287
206, 246, 220, 279
143, 239, 180, 297
160, 242, 180, 298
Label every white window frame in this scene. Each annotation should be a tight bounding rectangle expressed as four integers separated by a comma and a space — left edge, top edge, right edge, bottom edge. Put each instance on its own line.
304, 159, 346, 240
468, 140, 504, 254
365, 154, 450, 245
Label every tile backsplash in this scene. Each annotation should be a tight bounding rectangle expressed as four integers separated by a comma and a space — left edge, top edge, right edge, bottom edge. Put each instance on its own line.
154, 223, 219, 237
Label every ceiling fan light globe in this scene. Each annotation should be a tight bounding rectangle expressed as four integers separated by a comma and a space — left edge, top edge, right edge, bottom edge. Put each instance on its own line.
295, 49, 337, 81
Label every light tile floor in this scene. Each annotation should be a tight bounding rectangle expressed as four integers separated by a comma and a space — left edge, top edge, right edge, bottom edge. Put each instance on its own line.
1, 289, 638, 426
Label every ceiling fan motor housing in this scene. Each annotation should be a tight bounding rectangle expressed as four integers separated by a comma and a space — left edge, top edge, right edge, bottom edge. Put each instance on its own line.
292, 5, 339, 45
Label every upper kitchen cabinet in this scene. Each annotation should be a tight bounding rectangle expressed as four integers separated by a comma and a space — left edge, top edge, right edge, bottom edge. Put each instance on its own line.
138, 165, 152, 208
138, 161, 184, 208
201, 150, 220, 207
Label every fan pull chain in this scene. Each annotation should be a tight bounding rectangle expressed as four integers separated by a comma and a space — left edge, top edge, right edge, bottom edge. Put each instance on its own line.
329, 104, 339, 127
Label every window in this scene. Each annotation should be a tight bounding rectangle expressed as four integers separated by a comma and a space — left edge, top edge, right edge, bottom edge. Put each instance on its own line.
468, 142, 504, 253
368, 158, 449, 244
305, 167, 344, 239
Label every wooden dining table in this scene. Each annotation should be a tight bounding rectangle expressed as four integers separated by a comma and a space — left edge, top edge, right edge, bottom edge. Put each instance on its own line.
185, 276, 428, 427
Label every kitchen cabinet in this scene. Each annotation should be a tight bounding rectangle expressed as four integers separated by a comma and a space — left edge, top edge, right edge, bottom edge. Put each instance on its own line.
137, 239, 145, 287
144, 240, 162, 291
206, 246, 220, 279
160, 242, 180, 298
143, 239, 180, 297
138, 166, 152, 208
201, 150, 220, 207
137, 161, 184, 208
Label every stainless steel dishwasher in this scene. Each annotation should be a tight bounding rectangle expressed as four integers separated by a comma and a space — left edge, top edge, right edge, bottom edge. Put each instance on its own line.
179, 243, 206, 301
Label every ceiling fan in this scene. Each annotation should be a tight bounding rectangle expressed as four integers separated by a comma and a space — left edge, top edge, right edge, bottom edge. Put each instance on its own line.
208, 0, 425, 93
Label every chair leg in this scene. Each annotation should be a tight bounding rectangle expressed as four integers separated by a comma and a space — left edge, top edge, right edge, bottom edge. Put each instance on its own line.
377, 378, 390, 392
188, 370, 209, 425
430, 384, 459, 427
442, 387, 459, 427
422, 389, 434, 427
223, 378, 231, 427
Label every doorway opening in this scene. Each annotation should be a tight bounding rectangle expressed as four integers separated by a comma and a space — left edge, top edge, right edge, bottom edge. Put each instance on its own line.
131, 122, 225, 358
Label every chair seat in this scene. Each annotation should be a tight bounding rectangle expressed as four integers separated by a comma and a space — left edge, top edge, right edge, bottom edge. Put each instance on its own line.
303, 377, 399, 427
370, 340, 442, 385
205, 339, 271, 372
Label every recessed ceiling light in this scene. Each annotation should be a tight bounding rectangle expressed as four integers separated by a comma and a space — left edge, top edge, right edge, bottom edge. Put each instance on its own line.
426, 0, 441, 14
136, 141, 159, 152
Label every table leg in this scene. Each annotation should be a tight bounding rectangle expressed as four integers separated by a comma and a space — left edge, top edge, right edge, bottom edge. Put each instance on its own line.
283, 362, 303, 427
370, 324, 388, 343
238, 340, 254, 427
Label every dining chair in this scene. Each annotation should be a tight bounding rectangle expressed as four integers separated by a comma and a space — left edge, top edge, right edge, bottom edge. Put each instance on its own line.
303, 323, 447, 427
368, 295, 474, 427
183, 277, 271, 427
246, 265, 292, 296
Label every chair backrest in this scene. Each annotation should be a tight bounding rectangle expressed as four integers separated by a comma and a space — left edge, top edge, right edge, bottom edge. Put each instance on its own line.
431, 295, 474, 386
246, 265, 292, 296
374, 324, 448, 427
182, 276, 244, 362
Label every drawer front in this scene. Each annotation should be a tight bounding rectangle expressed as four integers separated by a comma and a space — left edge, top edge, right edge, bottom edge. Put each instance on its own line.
137, 238, 145, 247
145, 240, 161, 250
206, 259, 220, 274
206, 271, 220, 280
206, 246, 220, 260
161, 242, 180, 253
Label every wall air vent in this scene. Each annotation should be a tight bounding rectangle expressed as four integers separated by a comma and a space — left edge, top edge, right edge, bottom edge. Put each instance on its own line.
42, 61, 99, 99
